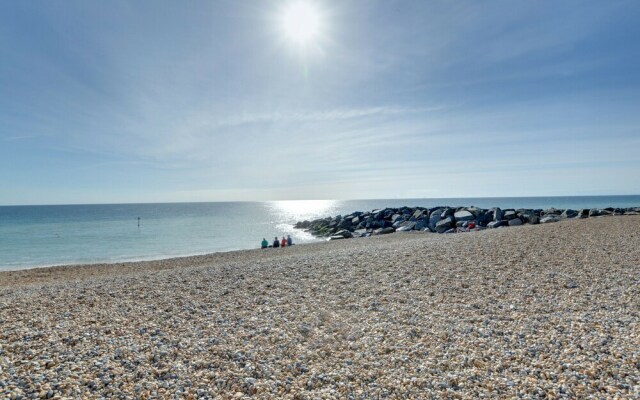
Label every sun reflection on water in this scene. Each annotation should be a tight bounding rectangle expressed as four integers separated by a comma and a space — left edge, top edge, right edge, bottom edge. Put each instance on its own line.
270, 200, 338, 222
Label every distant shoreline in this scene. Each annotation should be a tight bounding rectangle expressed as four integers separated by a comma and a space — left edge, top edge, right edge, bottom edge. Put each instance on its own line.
2, 203, 639, 273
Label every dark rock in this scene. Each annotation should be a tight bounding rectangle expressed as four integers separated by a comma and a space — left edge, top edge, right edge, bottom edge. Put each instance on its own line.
329, 235, 345, 240
540, 215, 559, 224
561, 209, 578, 218
490, 208, 503, 221
415, 219, 427, 231
503, 210, 517, 220
373, 227, 395, 235
542, 208, 562, 216
435, 216, 454, 233
588, 209, 600, 217
411, 209, 426, 220
508, 218, 523, 226
394, 221, 416, 231
334, 229, 353, 238
487, 220, 506, 229
353, 229, 368, 237
454, 210, 474, 221
429, 209, 444, 230
441, 208, 455, 218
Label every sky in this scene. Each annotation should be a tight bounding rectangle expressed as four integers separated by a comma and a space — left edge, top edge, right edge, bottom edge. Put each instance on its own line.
1, 0, 639, 205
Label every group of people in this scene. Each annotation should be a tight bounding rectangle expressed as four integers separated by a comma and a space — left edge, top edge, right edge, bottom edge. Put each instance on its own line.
261, 235, 293, 248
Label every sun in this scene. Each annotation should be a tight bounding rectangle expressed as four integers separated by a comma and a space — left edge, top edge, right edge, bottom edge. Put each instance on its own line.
280, 1, 322, 46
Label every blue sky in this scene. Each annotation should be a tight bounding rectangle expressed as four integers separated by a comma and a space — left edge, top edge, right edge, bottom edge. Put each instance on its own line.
1, 0, 639, 205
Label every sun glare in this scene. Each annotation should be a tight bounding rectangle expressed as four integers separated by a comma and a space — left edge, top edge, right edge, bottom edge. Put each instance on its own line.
280, 1, 322, 46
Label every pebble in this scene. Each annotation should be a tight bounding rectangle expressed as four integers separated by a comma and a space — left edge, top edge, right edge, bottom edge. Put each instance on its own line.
1, 216, 639, 398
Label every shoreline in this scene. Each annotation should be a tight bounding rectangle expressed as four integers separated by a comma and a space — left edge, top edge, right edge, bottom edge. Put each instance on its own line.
1, 211, 636, 276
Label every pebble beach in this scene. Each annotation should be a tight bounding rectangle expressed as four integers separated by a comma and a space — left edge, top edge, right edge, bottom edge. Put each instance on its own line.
1, 216, 639, 399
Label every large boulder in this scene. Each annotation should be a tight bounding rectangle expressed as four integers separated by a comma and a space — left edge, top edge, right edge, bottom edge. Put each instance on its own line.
487, 220, 506, 229
475, 210, 492, 225
489, 208, 503, 221
561, 209, 578, 218
542, 208, 562, 216
508, 218, 523, 226
373, 227, 395, 235
334, 229, 353, 238
429, 209, 444, 230
441, 208, 455, 218
503, 210, 517, 220
589, 209, 611, 217
394, 221, 416, 231
411, 209, 427, 220
435, 216, 454, 233
353, 229, 368, 237
540, 215, 559, 224
454, 210, 475, 221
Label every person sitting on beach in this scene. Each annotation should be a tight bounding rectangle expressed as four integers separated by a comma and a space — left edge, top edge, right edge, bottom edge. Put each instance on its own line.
281, 236, 287, 248
287, 235, 293, 246
273, 236, 280, 248
261, 238, 268, 249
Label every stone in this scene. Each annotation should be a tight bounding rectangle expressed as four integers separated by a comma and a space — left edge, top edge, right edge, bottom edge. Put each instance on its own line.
441, 208, 455, 218
540, 216, 559, 224
542, 208, 562, 216
394, 221, 416, 230
503, 210, 517, 220
490, 208, 503, 221
508, 218, 523, 226
561, 209, 578, 218
429, 209, 444, 230
454, 210, 474, 221
334, 230, 353, 238
373, 227, 395, 235
329, 235, 345, 240
411, 209, 426, 220
488, 220, 506, 229
435, 216, 454, 233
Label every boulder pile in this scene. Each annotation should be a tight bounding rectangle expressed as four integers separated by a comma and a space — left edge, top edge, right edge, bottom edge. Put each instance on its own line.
294, 206, 640, 240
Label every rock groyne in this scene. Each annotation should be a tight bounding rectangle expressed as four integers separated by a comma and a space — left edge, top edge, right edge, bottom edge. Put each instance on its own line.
295, 206, 640, 239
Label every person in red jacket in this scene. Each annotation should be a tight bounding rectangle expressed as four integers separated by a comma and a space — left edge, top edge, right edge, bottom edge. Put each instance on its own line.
281, 236, 287, 247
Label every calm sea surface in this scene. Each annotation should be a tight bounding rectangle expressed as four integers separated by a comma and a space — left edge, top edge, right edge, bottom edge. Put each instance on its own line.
1, 196, 639, 271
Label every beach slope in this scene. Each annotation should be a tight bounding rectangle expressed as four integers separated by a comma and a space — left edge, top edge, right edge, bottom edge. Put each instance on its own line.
1, 216, 639, 398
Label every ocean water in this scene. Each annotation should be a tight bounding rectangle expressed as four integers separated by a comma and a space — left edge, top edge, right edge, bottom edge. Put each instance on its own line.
1, 196, 639, 271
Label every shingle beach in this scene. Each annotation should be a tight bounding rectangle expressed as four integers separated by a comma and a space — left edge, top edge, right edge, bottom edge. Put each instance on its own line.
1, 216, 639, 399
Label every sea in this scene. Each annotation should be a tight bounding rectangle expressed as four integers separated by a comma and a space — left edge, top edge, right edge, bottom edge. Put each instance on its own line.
1, 195, 639, 271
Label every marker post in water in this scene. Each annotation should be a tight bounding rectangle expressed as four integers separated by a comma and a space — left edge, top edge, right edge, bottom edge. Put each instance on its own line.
137, 217, 141, 228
